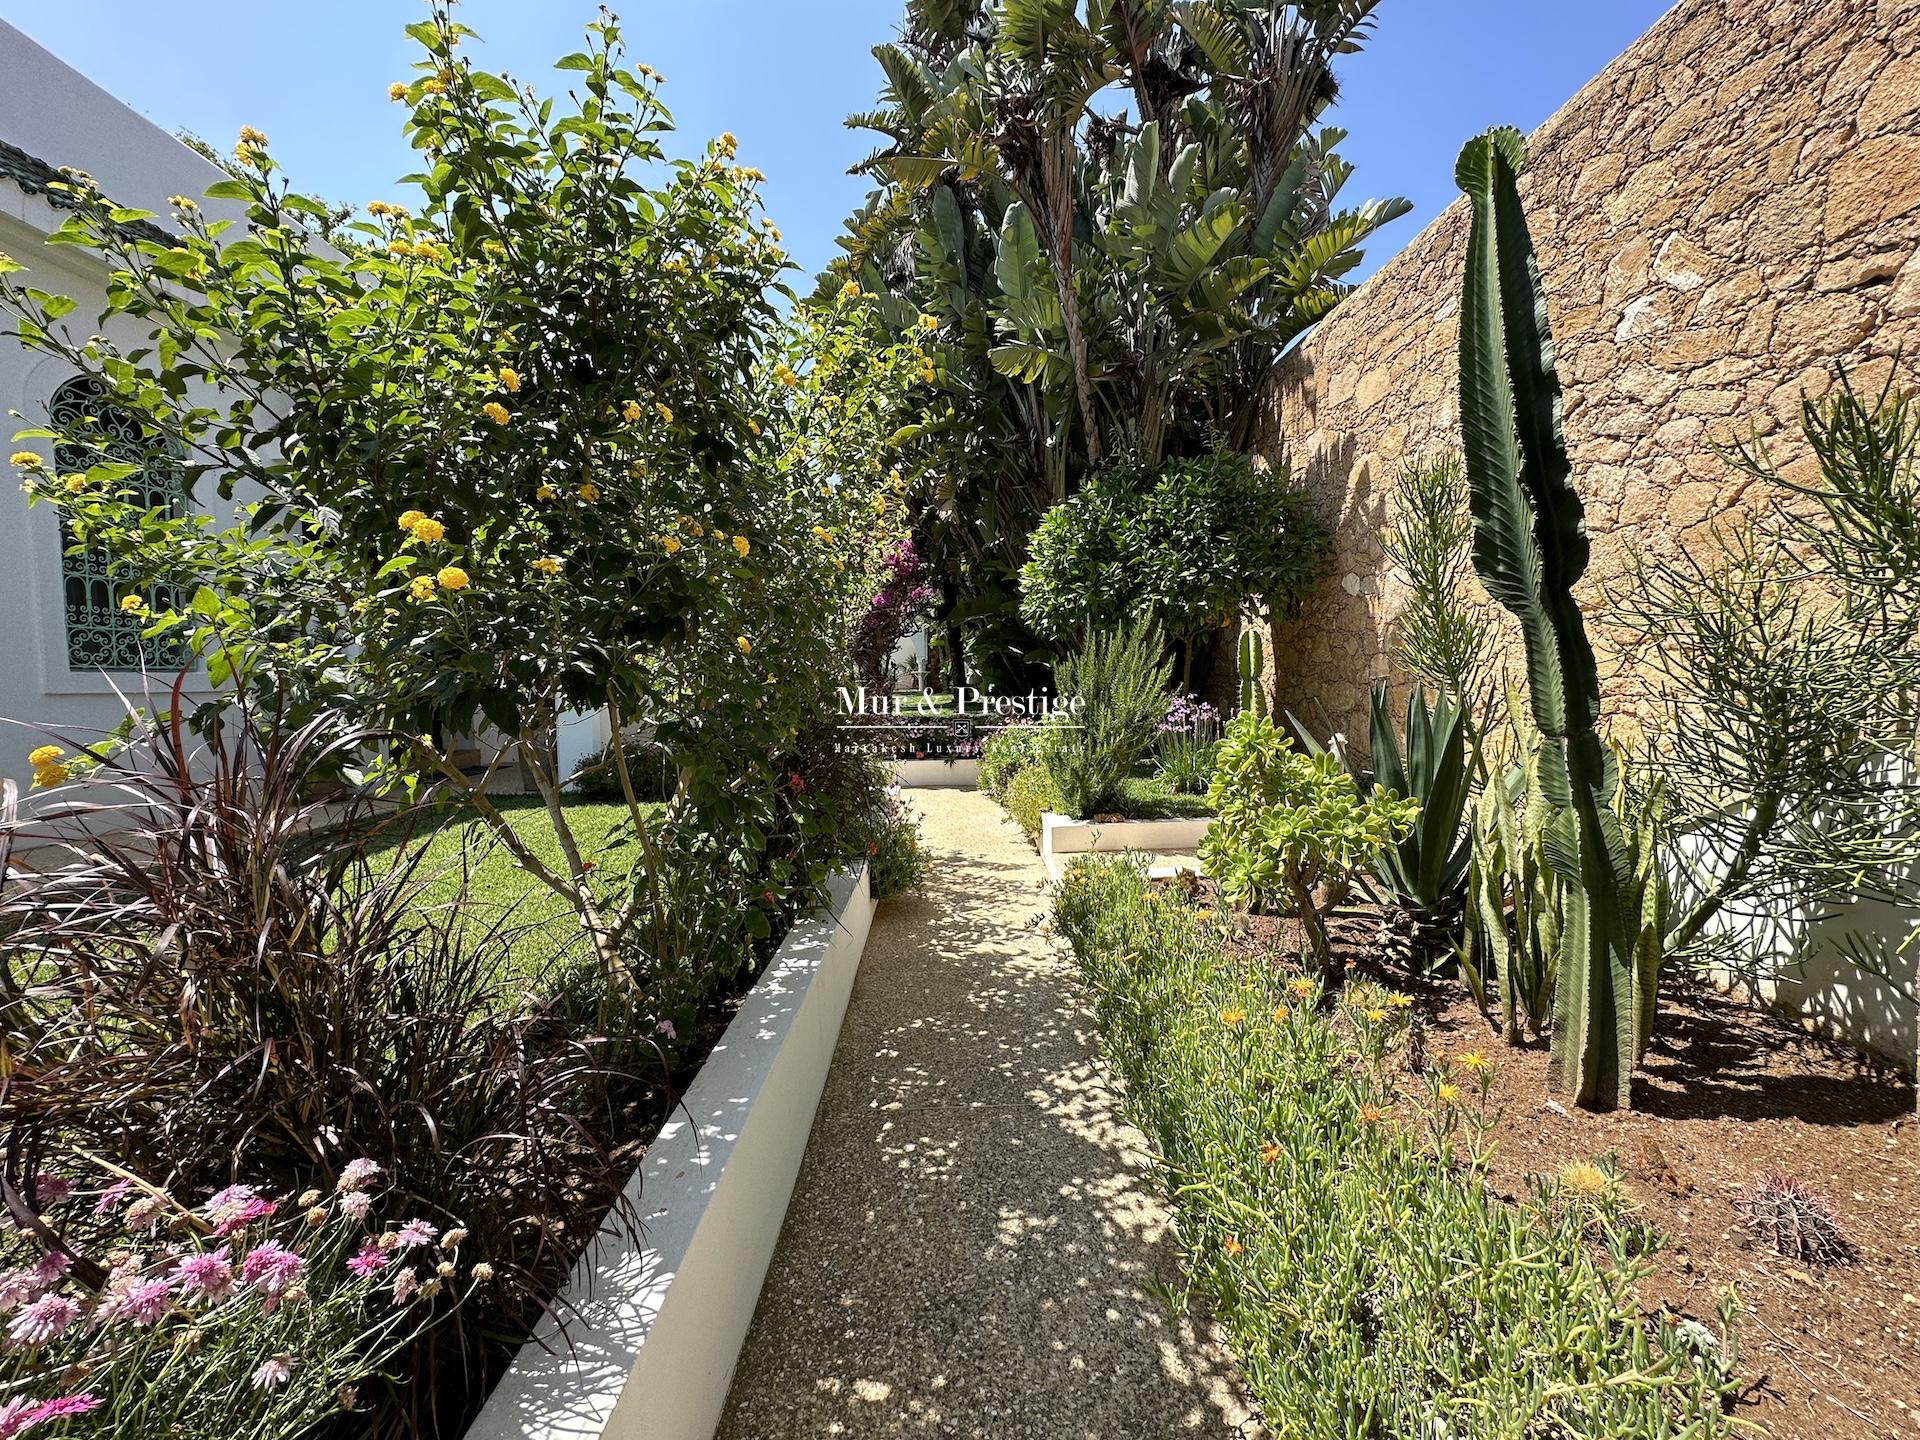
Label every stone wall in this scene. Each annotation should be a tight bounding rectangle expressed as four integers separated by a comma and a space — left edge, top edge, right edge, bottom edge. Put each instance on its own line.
1258, 0, 1920, 745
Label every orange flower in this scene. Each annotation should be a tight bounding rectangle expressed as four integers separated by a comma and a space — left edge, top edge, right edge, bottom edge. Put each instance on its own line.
1270, 1005, 1290, 1024
1287, 977, 1314, 1000
1357, 1103, 1386, 1125
1223, 1235, 1243, 1256
1259, 1142, 1281, 1165
1218, 1007, 1246, 1030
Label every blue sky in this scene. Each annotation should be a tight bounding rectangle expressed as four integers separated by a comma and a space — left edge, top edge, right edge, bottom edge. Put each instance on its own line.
5, 1, 1673, 287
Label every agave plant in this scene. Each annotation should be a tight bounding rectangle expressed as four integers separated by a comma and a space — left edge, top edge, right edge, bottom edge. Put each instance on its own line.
1454, 126, 1661, 1110
1363, 685, 1472, 970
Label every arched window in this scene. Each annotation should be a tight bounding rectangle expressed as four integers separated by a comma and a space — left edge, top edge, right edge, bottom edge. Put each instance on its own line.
47, 376, 187, 672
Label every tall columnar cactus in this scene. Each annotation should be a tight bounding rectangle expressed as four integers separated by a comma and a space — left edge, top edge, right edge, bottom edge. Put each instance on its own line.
1237, 629, 1268, 719
1454, 128, 1653, 1110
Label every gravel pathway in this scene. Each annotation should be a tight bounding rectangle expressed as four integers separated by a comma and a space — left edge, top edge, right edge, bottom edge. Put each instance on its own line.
717, 788, 1258, 1440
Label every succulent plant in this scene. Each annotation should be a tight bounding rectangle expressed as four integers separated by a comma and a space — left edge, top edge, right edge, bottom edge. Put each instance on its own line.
1454, 126, 1663, 1110
1736, 1173, 1852, 1268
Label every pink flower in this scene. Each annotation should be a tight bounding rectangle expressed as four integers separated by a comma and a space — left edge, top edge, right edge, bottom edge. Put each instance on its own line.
249, 1355, 295, 1391
239, 1242, 303, 1313
336, 1159, 382, 1194
172, 1251, 234, 1302
29, 1254, 68, 1287
124, 1196, 164, 1232
29, 1177, 72, 1209
203, 1184, 276, 1236
391, 1268, 420, 1305
394, 1219, 437, 1250
96, 1276, 172, 1328
339, 1191, 372, 1222
0, 1269, 38, 1312
347, 1241, 388, 1278
7, 1293, 79, 1347
92, 1181, 130, 1215
654, 1019, 677, 1040
0, 1394, 101, 1440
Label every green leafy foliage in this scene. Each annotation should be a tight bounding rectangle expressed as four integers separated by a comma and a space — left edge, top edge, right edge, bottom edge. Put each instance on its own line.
1201, 712, 1417, 978
1017, 452, 1328, 678
979, 721, 1051, 799
1455, 127, 1651, 1110
827, 1, 1406, 675
1044, 621, 1172, 818
2, 4, 916, 975
1617, 376, 1920, 975
867, 795, 931, 899
1054, 856, 1739, 1440
1379, 454, 1495, 726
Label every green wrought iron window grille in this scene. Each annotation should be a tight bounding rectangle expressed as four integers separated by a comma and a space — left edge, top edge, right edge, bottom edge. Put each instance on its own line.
48, 376, 188, 673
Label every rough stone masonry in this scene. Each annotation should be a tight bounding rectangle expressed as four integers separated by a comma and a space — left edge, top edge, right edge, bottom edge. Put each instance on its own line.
1249, 0, 1920, 747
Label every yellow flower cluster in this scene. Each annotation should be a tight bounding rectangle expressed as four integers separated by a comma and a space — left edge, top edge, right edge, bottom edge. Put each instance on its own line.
422, 77, 448, 96
28, 744, 68, 789
918, 313, 939, 331
169, 195, 197, 212
119, 594, 147, 615
437, 566, 469, 591
389, 81, 409, 102
398, 512, 447, 544
367, 200, 411, 219
536, 483, 558, 501
736, 636, 752, 655
622, 400, 644, 423
498, 367, 521, 393
578, 482, 601, 502
655, 402, 674, 425
482, 402, 511, 426
731, 534, 750, 557
840, 281, 861, 300
1219, 1007, 1246, 1030
408, 574, 437, 602
717, 132, 738, 158
10, 451, 43, 470
661, 535, 683, 555
531, 556, 563, 576
810, 525, 836, 544
772, 364, 799, 388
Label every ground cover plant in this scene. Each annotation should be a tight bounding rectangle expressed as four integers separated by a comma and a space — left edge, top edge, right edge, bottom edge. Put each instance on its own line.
1054, 855, 1738, 1440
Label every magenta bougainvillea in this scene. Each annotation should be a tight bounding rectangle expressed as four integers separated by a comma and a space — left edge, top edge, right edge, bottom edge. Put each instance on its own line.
850, 538, 936, 692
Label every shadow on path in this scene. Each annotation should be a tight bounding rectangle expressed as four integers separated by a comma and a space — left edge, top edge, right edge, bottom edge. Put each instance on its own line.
717, 790, 1258, 1440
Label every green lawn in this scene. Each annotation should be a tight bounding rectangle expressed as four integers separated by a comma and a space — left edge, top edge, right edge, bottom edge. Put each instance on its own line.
367, 796, 663, 991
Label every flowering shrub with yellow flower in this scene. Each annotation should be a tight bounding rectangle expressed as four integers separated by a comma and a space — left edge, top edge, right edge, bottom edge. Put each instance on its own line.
0, 1, 898, 978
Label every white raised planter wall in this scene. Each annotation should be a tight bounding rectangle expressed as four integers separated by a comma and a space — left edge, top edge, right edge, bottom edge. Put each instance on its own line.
469, 867, 877, 1440
893, 757, 979, 788
1039, 811, 1213, 882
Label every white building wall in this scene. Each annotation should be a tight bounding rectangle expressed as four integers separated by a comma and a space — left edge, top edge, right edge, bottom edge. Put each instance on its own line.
0, 19, 243, 794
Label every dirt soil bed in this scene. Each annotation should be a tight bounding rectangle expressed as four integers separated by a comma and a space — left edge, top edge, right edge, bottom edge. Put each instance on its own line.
1183, 881, 1920, 1439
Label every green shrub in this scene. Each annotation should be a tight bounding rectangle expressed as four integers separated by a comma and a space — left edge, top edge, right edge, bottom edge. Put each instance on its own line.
868, 798, 929, 899
1201, 712, 1417, 980
1004, 764, 1060, 842
1053, 856, 1738, 1439
1018, 452, 1329, 681
979, 723, 1049, 800
1045, 621, 1172, 818
569, 737, 677, 803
